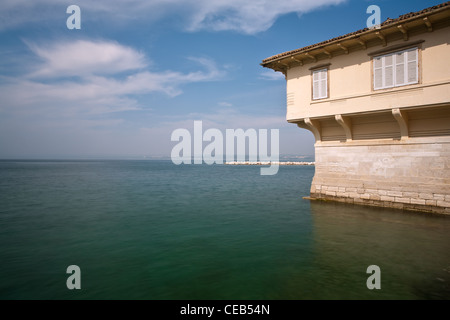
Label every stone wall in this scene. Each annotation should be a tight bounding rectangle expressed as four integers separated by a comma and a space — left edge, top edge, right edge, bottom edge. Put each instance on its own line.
310, 137, 450, 214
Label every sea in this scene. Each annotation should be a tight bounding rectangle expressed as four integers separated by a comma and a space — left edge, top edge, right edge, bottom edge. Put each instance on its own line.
0, 160, 449, 300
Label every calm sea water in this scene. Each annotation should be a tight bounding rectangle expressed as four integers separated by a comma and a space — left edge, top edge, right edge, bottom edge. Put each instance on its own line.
0, 160, 449, 300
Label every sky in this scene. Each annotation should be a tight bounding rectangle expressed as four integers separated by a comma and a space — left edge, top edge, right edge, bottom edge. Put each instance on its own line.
0, 0, 444, 159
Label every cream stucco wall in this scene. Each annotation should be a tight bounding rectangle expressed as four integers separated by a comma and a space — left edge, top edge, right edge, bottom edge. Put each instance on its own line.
286, 27, 450, 121
284, 24, 450, 214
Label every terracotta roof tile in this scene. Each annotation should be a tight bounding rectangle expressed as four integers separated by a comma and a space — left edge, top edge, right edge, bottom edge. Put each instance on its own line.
262, 1, 450, 64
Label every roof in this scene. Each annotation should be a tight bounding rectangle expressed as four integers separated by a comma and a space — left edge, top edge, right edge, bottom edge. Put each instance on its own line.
262, 1, 450, 68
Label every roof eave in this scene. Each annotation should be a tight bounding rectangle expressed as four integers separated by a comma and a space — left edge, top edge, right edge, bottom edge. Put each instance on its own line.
261, 2, 450, 72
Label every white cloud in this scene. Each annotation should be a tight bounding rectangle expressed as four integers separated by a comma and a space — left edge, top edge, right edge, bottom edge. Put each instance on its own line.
26, 40, 148, 78
0, 0, 346, 34
139, 109, 315, 156
0, 38, 230, 158
151, 108, 287, 133
0, 39, 225, 117
259, 70, 285, 81
184, 0, 346, 34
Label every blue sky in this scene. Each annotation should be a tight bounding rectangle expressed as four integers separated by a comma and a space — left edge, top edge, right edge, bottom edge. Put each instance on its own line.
0, 0, 443, 159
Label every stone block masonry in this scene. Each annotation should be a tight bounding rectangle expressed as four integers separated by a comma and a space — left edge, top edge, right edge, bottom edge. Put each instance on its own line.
261, 3, 450, 214
310, 138, 450, 215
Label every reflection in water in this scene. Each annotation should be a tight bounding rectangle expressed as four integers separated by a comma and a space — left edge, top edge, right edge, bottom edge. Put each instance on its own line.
308, 201, 450, 299
0, 161, 448, 299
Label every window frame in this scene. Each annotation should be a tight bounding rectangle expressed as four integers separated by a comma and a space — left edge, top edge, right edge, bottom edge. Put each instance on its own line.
372, 47, 420, 91
311, 67, 329, 100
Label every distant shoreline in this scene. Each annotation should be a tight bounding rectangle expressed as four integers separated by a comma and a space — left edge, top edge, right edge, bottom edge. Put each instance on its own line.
225, 161, 315, 166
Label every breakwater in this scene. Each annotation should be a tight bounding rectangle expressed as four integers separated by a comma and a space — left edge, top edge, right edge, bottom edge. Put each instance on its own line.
225, 161, 315, 166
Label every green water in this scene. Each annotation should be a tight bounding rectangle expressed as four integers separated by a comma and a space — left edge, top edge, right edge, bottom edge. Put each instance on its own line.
0, 160, 448, 299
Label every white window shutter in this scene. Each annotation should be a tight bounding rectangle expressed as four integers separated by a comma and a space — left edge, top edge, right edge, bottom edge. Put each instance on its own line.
373, 47, 418, 90
374, 57, 383, 90
374, 68, 383, 89
407, 48, 418, 83
313, 80, 319, 99
313, 71, 319, 81
407, 61, 418, 83
312, 69, 327, 100
320, 76, 327, 98
374, 57, 382, 69
385, 55, 394, 88
395, 51, 405, 86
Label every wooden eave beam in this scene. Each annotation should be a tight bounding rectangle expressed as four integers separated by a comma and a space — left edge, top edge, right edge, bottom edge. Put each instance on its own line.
304, 52, 317, 63
423, 17, 433, 32
376, 32, 387, 46
322, 49, 332, 58
397, 25, 409, 41
291, 56, 303, 66
277, 60, 289, 68
337, 43, 349, 54
357, 38, 367, 49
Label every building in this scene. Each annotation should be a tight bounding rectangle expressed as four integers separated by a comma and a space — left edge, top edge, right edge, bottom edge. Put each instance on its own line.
261, 2, 450, 214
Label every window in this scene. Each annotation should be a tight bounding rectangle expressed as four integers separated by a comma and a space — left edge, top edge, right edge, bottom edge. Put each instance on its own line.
312, 68, 328, 100
373, 47, 418, 90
